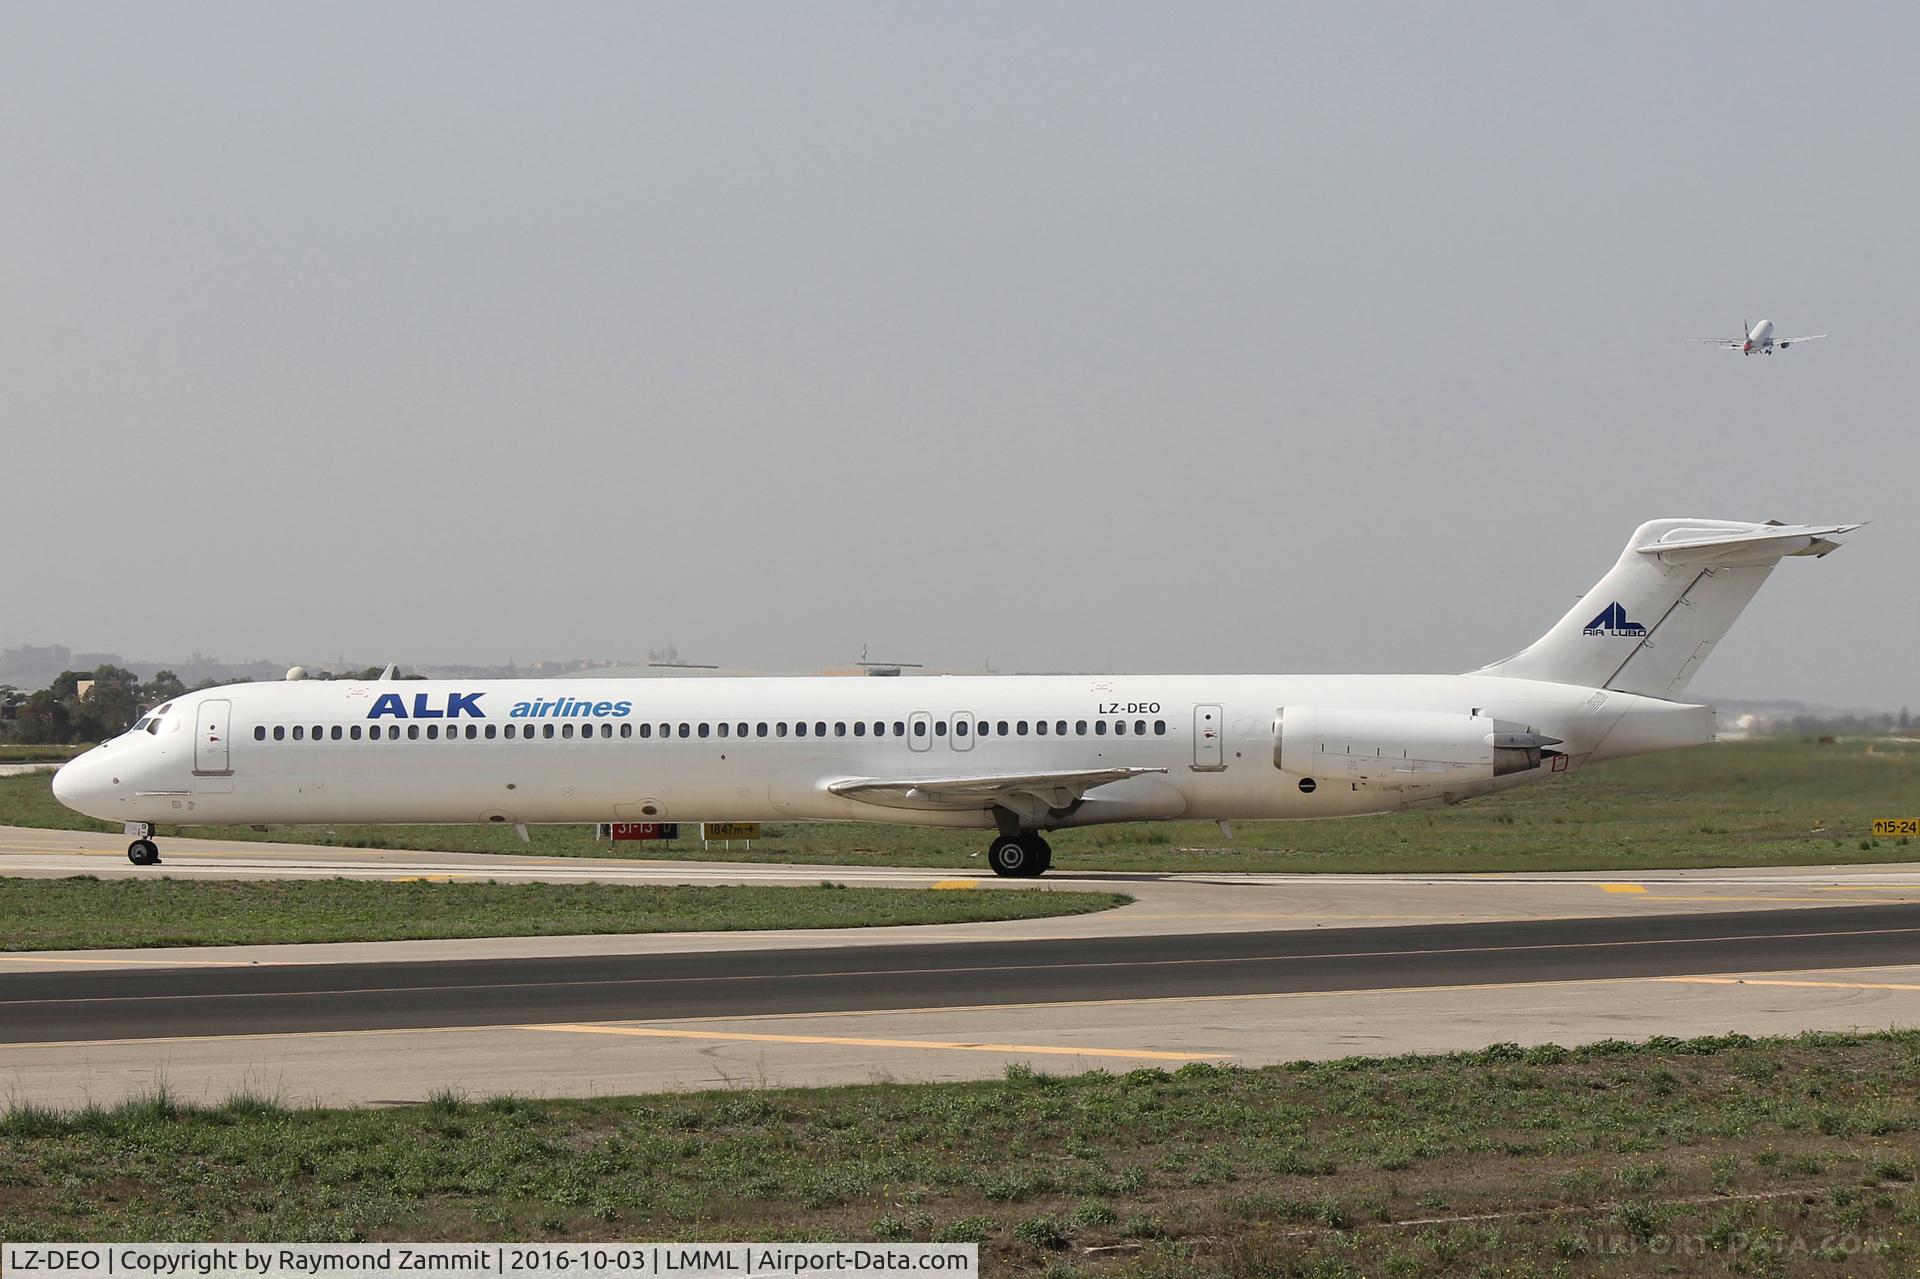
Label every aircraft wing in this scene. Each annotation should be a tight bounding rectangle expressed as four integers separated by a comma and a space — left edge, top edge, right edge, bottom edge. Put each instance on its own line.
1691, 339, 1745, 349
828, 767, 1168, 813
1777, 334, 1827, 347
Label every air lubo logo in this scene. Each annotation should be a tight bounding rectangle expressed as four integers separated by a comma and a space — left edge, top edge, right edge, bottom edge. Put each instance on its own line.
1582, 602, 1648, 638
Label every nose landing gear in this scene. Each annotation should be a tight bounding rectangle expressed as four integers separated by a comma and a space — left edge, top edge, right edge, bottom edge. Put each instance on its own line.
125, 823, 161, 866
987, 832, 1052, 878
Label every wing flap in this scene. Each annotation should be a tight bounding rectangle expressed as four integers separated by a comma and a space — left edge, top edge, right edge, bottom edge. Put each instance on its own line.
828, 767, 1169, 813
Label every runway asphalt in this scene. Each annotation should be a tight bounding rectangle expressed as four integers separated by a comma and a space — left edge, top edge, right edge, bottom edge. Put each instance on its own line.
5, 903, 1919, 1044
4, 824, 1920, 1106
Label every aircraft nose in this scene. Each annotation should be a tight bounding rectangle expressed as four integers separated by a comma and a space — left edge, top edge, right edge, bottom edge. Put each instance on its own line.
50, 751, 110, 818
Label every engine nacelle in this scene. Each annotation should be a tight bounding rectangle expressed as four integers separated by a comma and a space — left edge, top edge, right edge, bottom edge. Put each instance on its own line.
1274, 706, 1497, 792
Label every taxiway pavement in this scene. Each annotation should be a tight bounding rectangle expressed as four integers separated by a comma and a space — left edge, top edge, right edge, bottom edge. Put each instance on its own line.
3, 825, 1919, 1107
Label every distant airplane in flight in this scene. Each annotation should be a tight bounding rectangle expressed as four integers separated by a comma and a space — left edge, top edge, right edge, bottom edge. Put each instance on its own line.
1695, 319, 1826, 356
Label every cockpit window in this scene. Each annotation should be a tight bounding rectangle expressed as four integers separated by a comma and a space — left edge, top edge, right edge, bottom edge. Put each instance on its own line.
146, 720, 161, 735
131, 718, 151, 732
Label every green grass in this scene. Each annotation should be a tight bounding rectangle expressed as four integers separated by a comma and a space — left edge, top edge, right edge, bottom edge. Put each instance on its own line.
6, 736, 1916, 874
0, 743, 85, 763
2, 1031, 1917, 1275
0, 877, 1126, 950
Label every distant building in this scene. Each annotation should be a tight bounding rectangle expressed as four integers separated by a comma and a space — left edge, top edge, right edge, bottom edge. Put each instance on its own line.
0, 643, 72, 686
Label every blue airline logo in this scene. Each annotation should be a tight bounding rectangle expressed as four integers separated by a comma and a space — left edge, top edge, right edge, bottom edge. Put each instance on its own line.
365, 692, 635, 719
368, 692, 486, 719
508, 698, 633, 719
1582, 602, 1648, 638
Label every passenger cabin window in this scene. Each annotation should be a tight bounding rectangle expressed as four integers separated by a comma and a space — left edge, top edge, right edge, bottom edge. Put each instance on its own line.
1017, 721, 1029, 735
1154, 719, 1167, 735
894, 721, 906, 737
1095, 721, 1107, 735
352, 725, 363, 740
951, 721, 965, 736
854, 721, 867, 737
912, 720, 926, 737
1076, 720, 1088, 735
486, 725, 497, 739
776, 723, 787, 737
835, 722, 847, 737
542, 724, 555, 739
996, 720, 1009, 735
933, 721, 946, 736
1057, 720, 1068, 735
698, 723, 710, 738
1035, 720, 1047, 735
620, 723, 632, 738
254, 726, 266, 741
756, 722, 768, 737
292, 726, 304, 741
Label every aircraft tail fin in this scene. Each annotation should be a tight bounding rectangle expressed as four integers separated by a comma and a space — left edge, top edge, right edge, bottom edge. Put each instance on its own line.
1476, 519, 1858, 698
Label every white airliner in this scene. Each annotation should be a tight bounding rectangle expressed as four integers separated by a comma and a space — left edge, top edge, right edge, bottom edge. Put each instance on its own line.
1695, 319, 1827, 355
53, 518, 1855, 877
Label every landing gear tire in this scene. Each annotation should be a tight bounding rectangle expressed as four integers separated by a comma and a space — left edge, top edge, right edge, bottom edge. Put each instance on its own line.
127, 839, 160, 866
988, 832, 1051, 878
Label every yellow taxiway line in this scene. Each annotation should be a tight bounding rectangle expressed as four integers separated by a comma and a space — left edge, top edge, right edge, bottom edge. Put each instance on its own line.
515, 1022, 1226, 1061
1656, 976, 1920, 993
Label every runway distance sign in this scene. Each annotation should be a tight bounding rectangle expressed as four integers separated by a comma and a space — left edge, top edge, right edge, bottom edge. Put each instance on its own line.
609, 822, 679, 841
1872, 818, 1919, 838
701, 822, 762, 840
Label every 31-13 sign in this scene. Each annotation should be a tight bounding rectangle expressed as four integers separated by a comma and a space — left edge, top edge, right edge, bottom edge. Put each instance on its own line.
1872, 819, 1919, 838
610, 822, 679, 841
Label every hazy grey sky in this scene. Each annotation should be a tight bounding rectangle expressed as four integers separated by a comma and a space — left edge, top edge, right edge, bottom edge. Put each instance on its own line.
4, 3, 1915, 706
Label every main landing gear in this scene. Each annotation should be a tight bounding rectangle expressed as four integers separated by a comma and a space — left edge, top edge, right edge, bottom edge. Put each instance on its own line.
126, 823, 161, 866
988, 832, 1052, 878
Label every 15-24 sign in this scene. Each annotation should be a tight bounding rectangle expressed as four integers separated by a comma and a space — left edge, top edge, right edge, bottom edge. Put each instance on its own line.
1872, 819, 1919, 838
